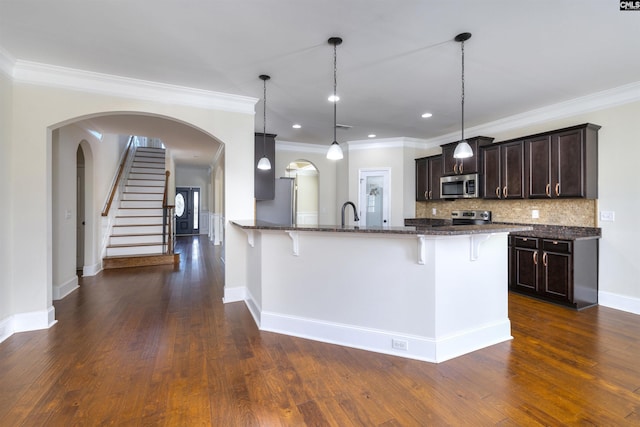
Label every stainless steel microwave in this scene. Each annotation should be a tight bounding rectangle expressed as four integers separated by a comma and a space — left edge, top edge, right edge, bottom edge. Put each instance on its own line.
440, 173, 479, 199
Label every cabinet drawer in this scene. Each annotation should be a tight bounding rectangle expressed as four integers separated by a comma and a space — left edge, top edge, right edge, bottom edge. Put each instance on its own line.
542, 239, 571, 254
513, 236, 538, 249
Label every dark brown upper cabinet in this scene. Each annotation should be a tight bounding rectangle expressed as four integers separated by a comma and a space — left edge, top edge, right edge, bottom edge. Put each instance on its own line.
525, 123, 600, 199
481, 140, 525, 199
254, 132, 276, 200
415, 155, 443, 201
441, 136, 494, 176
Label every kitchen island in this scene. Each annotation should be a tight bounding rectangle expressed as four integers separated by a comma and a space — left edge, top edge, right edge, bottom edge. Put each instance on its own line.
231, 220, 531, 363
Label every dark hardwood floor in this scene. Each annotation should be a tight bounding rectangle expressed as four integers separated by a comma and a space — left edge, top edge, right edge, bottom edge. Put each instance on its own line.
1, 235, 640, 425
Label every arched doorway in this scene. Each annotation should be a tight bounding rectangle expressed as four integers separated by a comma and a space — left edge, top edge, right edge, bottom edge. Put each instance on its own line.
50, 112, 225, 299
76, 145, 85, 274
285, 160, 319, 226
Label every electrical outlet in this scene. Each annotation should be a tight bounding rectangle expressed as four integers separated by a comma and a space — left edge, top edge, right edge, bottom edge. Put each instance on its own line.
392, 338, 408, 351
432, 208, 437, 215
531, 209, 539, 219
600, 211, 615, 222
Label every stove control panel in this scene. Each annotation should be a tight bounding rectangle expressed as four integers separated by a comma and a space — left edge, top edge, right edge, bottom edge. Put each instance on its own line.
451, 210, 492, 221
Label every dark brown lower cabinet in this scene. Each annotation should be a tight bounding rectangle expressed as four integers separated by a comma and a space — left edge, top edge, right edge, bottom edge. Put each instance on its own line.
509, 235, 598, 309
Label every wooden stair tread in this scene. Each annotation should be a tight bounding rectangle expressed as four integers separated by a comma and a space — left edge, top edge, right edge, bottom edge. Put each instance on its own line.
107, 242, 166, 248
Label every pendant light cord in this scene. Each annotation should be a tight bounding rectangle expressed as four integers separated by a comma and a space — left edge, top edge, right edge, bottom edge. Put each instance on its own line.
461, 38, 465, 142
263, 77, 267, 155
333, 41, 337, 142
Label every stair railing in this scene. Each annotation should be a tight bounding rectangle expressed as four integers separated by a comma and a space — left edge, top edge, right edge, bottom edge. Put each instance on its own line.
162, 170, 175, 255
102, 136, 135, 217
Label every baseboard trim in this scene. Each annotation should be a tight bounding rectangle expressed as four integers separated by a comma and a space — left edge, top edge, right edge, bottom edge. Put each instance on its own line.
7, 306, 57, 337
0, 316, 13, 344
259, 311, 512, 363
599, 291, 640, 315
83, 262, 102, 277
53, 276, 79, 300
223, 286, 246, 304
244, 290, 261, 326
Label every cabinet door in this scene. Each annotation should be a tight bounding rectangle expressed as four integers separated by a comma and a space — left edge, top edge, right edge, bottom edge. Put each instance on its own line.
441, 144, 459, 175
428, 156, 443, 200
526, 135, 552, 198
482, 145, 501, 199
552, 129, 584, 198
502, 141, 525, 199
542, 251, 572, 302
415, 158, 429, 201
513, 242, 539, 294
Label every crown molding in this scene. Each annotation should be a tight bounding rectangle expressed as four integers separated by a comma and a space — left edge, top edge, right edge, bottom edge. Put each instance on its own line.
347, 137, 431, 151
425, 81, 640, 146
0, 46, 15, 78
12, 60, 258, 114
276, 140, 327, 154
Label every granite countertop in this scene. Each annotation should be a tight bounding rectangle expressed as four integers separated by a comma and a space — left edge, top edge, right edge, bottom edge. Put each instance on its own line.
404, 218, 601, 241
231, 220, 532, 236
504, 223, 601, 240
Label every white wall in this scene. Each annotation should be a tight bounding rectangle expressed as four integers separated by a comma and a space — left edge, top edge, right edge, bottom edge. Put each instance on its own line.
346, 138, 430, 227
3, 79, 254, 336
175, 165, 210, 208
0, 69, 12, 330
51, 125, 125, 294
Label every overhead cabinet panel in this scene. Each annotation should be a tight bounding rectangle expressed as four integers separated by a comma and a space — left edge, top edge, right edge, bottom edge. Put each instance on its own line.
525, 124, 599, 199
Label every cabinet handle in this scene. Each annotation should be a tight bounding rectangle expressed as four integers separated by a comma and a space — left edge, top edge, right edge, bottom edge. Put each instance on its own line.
454, 163, 458, 174
555, 183, 560, 197
428, 190, 432, 199
543, 252, 548, 267
459, 163, 463, 174
533, 251, 538, 265
495, 187, 501, 198
424, 190, 428, 200
503, 186, 508, 198
545, 183, 551, 197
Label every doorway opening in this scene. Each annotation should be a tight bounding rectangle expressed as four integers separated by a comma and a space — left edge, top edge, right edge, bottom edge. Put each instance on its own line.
76, 145, 85, 274
285, 160, 319, 226
358, 168, 390, 227
175, 187, 201, 235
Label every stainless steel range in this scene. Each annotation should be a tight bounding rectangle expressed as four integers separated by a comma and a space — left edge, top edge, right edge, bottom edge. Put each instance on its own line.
451, 210, 492, 225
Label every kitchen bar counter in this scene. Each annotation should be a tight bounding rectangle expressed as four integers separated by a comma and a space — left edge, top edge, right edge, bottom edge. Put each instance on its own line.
230, 219, 531, 363
231, 220, 532, 236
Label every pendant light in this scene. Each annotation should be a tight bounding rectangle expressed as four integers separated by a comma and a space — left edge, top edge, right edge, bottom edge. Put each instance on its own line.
326, 36, 344, 160
453, 32, 473, 159
257, 74, 272, 170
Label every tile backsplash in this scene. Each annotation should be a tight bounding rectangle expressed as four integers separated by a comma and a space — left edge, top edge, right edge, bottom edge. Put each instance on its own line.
415, 199, 597, 227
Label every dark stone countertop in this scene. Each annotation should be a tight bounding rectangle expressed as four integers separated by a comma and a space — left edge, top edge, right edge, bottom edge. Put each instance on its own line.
231, 220, 532, 236
503, 223, 601, 240
404, 219, 601, 241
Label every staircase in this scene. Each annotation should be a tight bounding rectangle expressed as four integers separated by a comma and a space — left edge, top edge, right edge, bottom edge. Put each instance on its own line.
103, 147, 179, 269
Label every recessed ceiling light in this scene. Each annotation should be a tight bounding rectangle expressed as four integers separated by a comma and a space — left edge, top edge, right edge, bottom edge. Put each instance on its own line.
421, 112, 433, 118
368, 134, 376, 138
328, 95, 340, 102
292, 124, 301, 129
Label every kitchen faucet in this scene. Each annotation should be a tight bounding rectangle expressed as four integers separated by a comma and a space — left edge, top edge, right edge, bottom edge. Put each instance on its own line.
341, 201, 360, 227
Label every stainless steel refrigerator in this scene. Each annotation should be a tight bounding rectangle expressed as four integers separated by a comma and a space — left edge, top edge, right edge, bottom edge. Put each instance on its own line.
255, 177, 296, 226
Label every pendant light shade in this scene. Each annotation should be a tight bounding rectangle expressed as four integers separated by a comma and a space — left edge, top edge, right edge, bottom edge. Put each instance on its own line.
327, 141, 343, 160
327, 37, 344, 160
257, 74, 272, 170
453, 140, 473, 158
453, 32, 473, 159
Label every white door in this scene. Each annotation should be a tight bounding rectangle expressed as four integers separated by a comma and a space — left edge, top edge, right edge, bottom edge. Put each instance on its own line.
358, 169, 390, 227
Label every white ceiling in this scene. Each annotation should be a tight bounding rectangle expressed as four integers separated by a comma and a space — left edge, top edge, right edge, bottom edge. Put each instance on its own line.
1, 1, 639, 163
